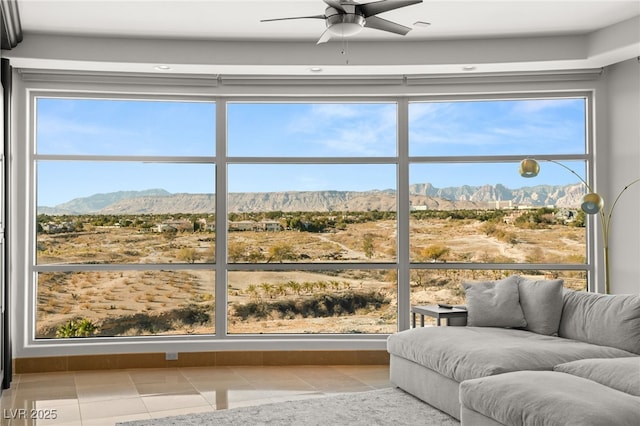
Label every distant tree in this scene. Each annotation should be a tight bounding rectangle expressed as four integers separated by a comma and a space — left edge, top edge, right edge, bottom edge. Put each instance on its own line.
163, 229, 178, 241
276, 283, 288, 296
286, 280, 302, 295
480, 221, 498, 236
363, 233, 375, 259
246, 284, 259, 301
268, 243, 296, 263
177, 248, 200, 264
228, 242, 247, 262
302, 281, 315, 294
571, 210, 586, 227
411, 269, 430, 288
514, 207, 556, 229
247, 249, 266, 263
525, 247, 545, 263
316, 281, 328, 291
265, 211, 283, 220
420, 245, 450, 262
260, 283, 275, 299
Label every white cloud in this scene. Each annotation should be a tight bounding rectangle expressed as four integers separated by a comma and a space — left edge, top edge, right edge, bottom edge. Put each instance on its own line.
511, 98, 581, 114
286, 103, 397, 155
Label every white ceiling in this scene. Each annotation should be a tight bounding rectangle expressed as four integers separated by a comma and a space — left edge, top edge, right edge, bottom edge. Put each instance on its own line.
17, 0, 640, 42
7, 0, 640, 76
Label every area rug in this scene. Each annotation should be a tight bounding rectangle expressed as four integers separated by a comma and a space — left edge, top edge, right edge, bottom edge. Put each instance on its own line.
118, 387, 460, 426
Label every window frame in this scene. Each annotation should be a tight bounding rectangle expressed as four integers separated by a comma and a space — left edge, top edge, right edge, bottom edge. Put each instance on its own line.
17, 84, 596, 355
30, 92, 219, 343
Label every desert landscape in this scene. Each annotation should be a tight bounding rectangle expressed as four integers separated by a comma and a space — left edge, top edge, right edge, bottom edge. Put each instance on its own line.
36, 208, 586, 338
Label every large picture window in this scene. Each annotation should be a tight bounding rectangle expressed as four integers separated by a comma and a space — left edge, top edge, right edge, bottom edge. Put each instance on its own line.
30, 94, 591, 340
407, 98, 588, 323
34, 98, 216, 338
226, 102, 398, 335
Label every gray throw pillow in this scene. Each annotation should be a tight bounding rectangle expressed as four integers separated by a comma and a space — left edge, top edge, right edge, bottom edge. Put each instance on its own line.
518, 277, 564, 335
463, 275, 527, 328
559, 290, 640, 354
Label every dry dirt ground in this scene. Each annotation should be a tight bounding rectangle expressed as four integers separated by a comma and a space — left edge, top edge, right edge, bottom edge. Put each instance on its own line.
36, 218, 586, 337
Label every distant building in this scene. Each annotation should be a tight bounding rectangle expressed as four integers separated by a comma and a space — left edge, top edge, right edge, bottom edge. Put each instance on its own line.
494, 200, 514, 209
195, 218, 215, 231
555, 208, 577, 224
41, 221, 75, 233
228, 220, 282, 232
156, 219, 193, 232
228, 220, 256, 231
259, 220, 282, 232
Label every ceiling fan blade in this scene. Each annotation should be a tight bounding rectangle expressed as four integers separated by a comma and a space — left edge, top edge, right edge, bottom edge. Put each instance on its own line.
359, 0, 423, 18
317, 28, 333, 44
364, 15, 412, 35
261, 15, 326, 22
323, 0, 347, 13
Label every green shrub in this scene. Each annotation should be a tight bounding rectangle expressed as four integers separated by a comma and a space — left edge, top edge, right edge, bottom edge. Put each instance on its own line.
56, 318, 98, 338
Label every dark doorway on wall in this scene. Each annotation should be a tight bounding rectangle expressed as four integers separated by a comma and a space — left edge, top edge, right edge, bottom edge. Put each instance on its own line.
1, 57, 13, 392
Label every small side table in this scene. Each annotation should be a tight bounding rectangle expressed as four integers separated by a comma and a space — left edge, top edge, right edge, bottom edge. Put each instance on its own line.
411, 305, 468, 327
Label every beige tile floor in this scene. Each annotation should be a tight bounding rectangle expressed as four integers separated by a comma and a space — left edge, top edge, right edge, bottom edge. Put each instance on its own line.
0, 365, 391, 426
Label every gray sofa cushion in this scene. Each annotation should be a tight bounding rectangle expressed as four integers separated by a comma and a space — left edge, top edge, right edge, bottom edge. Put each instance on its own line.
554, 357, 640, 396
463, 275, 527, 328
518, 276, 564, 335
460, 371, 640, 426
559, 289, 640, 354
386, 326, 637, 383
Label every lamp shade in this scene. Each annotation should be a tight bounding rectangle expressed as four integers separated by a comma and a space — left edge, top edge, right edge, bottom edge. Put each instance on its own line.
581, 192, 603, 214
519, 159, 540, 178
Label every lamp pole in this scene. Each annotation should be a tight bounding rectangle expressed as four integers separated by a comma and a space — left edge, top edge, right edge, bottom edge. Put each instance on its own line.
601, 177, 640, 294
519, 158, 640, 294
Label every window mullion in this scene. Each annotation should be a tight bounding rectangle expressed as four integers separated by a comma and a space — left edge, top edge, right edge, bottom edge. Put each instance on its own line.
215, 98, 228, 338
397, 98, 410, 331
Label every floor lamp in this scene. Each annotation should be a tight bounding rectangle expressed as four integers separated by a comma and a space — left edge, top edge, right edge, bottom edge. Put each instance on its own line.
519, 158, 640, 294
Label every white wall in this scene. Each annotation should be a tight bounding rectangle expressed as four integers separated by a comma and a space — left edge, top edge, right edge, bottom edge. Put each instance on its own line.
7, 56, 639, 359
605, 58, 640, 294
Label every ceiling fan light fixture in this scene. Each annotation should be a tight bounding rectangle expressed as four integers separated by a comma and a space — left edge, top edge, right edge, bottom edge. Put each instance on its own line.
326, 13, 365, 37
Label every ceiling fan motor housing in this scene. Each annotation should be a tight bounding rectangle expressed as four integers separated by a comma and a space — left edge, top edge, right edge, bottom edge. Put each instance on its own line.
325, 7, 366, 36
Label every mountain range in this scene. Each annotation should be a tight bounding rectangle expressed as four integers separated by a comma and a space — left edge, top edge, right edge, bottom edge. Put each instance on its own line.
37, 183, 585, 215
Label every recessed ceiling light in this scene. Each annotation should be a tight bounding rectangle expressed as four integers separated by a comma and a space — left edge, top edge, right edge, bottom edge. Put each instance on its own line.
413, 21, 431, 28
462, 65, 476, 71
309, 67, 323, 72
154, 65, 171, 71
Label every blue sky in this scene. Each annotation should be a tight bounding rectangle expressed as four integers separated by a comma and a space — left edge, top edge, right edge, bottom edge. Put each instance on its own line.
36, 98, 586, 207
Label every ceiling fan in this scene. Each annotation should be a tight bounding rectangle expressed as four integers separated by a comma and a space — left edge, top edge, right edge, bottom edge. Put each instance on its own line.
261, 0, 424, 44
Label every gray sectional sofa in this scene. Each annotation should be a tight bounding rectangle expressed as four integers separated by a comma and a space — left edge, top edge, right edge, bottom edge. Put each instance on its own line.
387, 276, 640, 425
